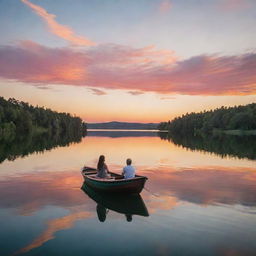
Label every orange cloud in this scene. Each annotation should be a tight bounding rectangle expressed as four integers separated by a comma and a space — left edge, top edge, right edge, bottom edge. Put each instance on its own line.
0, 41, 256, 95
21, 0, 95, 46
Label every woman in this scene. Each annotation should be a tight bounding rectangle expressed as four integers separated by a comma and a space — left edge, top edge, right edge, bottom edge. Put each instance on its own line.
97, 155, 110, 178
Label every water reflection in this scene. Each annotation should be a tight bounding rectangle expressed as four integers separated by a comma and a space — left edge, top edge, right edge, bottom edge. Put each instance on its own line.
142, 166, 256, 208
0, 165, 255, 217
81, 183, 149, 222
160, 132, 256, 160
1, 129, 255, 166
0, 131, 84, 163
0, 133, 255, 255
14, 211, 93, 255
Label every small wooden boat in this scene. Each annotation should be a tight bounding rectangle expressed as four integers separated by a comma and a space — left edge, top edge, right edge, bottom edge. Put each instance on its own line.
81, 166, 147, 194
81, 183, 149, 217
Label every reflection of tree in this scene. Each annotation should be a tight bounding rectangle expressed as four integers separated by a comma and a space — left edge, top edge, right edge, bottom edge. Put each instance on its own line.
0, 131, 84, 163
0, 96, 87, 163
159, 132, 256, 160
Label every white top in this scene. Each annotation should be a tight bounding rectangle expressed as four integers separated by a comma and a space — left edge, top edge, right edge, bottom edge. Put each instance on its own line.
123, 165, 135, 179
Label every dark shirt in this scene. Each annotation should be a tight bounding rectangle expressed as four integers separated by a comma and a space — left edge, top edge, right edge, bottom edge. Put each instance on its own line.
97, 164, 108, 178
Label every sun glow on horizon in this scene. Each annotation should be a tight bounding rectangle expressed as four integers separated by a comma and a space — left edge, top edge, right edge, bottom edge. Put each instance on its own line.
1, 80, 255, 123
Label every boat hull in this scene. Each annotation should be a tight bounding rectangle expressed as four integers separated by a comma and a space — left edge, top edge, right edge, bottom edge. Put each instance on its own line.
82, 167, 147, 194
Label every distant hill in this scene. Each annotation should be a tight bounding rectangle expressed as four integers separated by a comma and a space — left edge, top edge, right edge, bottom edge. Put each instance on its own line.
87, 130, 158, 137
87, 121, 159, 130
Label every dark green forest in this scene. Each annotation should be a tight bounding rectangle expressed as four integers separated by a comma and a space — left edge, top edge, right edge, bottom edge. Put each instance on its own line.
0, 97, 87, 143
159, 103, 256, 135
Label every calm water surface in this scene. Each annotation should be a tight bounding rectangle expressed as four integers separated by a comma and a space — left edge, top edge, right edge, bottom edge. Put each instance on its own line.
0, 131, 256, 256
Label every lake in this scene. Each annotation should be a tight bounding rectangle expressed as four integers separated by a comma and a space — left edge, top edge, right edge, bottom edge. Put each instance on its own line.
0, 130, 256, 256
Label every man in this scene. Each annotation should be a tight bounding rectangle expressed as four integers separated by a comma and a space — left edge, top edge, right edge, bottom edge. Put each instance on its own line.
122, 158, 135, 179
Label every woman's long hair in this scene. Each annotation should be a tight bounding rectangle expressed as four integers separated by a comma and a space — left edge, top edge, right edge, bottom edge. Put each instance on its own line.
97, 155, 105, 170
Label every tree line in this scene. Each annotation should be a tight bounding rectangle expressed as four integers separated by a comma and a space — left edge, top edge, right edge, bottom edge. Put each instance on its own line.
158, 103, 256, 135
0, 96, 87, 142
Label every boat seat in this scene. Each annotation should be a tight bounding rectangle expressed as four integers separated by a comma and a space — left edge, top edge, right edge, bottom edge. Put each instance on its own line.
90, 175, 115, 181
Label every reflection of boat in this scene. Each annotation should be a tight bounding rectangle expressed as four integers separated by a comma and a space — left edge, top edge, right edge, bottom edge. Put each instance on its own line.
81, 167, 148, 194
81, 183, 149, 217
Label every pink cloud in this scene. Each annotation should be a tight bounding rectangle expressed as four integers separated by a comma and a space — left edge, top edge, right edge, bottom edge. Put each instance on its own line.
160, 96, 176, 100
0, 41, 89, 84
0, 41, 255, 95
219, 0, 250, 11
87, 43, 177, 66
127, 91, 144, 96
21, 0, 95, 46
159, 0, 172, 13
89, 88, 107, 95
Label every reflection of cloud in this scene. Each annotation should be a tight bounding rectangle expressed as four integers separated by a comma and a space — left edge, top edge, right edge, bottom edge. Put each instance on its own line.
21, 0, 95, 46
0, 170, 95, 254
0, 41, 255, 95
14, 211, 92, 255
0, 171, 91, 215
140, 166, 256, 207
145, 194, 178, 213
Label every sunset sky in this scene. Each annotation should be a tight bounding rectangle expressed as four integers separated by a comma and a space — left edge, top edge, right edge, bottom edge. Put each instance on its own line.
0, 0, 256, 122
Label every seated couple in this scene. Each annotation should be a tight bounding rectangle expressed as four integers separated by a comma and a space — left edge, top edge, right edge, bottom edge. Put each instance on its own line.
96, 155, 135, 179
